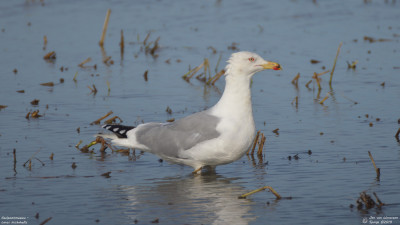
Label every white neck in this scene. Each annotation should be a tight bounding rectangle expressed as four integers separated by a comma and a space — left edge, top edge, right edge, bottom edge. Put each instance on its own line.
211, 74, 253, 119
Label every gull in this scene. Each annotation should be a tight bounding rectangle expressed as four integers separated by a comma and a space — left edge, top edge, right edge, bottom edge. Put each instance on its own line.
100, 51, 281, 174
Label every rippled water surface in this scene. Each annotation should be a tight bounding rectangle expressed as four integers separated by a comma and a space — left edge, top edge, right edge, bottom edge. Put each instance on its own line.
1, 0, 400, 224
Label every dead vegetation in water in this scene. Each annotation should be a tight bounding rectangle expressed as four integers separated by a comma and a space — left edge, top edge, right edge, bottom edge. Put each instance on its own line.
40, 82, 55, 87
182, 58, 225, 85
39, 217, 52, 225
43, 51, 56, 61
238, 186, 287, 200
87, 84, 98, 95
26, 110, 43, 119
99, 9, 111, 47
363, 36, 392, 43
395, 128, 400, 142
352, 191, 385, 212
246, 130, 266, 157
368, 151, 381, 180
90, 111, 113, 125
78, 137, 134, 155
23, 150, 45, 171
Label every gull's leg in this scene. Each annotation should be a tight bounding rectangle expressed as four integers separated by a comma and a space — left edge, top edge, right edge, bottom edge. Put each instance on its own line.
192, 167, 203, 174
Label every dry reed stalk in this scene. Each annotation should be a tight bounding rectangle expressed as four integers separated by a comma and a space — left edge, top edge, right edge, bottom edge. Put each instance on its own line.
395, 128, 400, 139
373, 192, 384, 207
312, 72, 321, 90
182, 62, 205, 82
150, 37, 160, 55
23, 149, 40, 167
75, 140, 83, 149
43, 51, 56, 60
107, 81, 111, 93
120, 29, 124, 52
13, 149, 16, 164
207, 69, 225, 85
257, 133, 266, 156
40, 82, 54, 87
329, 42, 343, 86
291, 73, 300, 85
215, 54, 222, 73
319, 93, 330, 104
291, 96, 298, 107
368, 151, 380, 179
43, 35, 47, 50
143, 70, 148, 81
90, 111, 113, 125
104, 116, 123, 124
78, 57, 92, 67
238, 186, 281, 199
99, 9, 111, 46
248, 131, 260, 155
316, 70, 330, 77
73, 72, 78, 82
88, 84, 98, 95
103, 56, 112, 64
143, 32, 151, 45
305, 80, 312, 89
39, 217, 52, 225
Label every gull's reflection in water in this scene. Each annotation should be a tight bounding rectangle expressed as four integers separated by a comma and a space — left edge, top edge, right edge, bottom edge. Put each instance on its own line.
118, 173, 256, 225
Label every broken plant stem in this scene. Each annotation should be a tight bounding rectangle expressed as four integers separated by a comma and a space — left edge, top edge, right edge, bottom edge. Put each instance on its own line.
238, 186, 281, 199
291, 73, 300, 85
329, 42, 342, 86
23, 149, 40, 167
248, 131, 260, 155
257, 133, 266, 156
78, 57, 92, 67
99, 9, 111, 46
368, 151, 380, 179
319, 93, 330, 104
90, 111, 113, 125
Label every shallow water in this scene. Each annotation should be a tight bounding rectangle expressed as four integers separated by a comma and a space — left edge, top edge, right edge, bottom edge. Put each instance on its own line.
1, 0, 400, 224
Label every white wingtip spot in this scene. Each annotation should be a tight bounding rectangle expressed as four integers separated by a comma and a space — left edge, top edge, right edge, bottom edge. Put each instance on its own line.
113, 128, 119, 132
119, 130, 126, 134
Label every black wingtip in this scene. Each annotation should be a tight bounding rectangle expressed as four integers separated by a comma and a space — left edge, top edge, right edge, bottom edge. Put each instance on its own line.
102, 124, 135, 138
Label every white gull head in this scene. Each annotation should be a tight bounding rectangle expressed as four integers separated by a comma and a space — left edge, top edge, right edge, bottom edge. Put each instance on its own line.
225, 51, 281, 78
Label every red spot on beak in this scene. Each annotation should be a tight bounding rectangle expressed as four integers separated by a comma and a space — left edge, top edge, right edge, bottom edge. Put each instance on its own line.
273, 64, 281, 70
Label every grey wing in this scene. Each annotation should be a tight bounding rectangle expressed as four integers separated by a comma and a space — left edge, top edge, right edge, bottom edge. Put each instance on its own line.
135, 111, 221, 158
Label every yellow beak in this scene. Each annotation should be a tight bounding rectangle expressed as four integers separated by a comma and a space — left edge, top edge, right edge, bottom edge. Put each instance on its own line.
261, 61, 282, 71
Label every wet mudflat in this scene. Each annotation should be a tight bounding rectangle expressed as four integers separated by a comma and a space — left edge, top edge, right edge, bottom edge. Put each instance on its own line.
1, 0, 400, 224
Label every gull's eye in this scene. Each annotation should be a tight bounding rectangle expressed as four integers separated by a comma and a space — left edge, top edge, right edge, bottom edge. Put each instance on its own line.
248, 57, 255, 62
